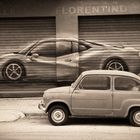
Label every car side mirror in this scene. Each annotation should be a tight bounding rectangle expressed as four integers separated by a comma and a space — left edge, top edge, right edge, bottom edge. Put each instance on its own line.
32, 53, 39, 58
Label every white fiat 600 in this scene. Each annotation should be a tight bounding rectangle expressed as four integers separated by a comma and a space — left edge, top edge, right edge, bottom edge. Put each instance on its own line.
39, 70, 140, 126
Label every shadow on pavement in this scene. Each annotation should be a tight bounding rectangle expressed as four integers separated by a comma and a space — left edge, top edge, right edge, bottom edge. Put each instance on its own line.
68, 118, 130, 126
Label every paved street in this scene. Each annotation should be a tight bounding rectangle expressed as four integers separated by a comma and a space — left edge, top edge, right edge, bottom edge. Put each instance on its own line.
0, 97, 140, 140
0, 116, 140, 140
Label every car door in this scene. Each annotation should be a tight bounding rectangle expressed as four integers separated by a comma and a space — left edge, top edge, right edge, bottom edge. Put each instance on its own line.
27, 41, 56, 81
113, 76, 140, 116
72, 75, 113, 116
56, 41, 79, 82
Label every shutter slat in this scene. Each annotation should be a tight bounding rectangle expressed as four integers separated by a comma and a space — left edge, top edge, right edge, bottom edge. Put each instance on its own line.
0, 17, 56, 53
79, 15, 140, 49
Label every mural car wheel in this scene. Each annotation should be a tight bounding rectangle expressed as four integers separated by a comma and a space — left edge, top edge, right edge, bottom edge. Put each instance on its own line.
105, 59, 128, 71
3, 62, 24, 81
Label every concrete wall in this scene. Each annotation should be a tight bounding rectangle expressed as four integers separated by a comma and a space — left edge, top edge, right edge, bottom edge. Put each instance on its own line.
0, 0, 140, 38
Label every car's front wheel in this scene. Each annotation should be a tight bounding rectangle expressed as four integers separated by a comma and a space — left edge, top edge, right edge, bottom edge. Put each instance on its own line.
129, 109, 140, 127
48, 105, 69, 126
3, 62, 24, 81
104, 59, 128, 71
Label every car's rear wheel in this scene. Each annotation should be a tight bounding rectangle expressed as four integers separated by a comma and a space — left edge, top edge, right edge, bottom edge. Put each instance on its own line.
48, 105, 69, 126
3, 62, 24, 81
104, 59, 128, 71
129, 109, 140, 127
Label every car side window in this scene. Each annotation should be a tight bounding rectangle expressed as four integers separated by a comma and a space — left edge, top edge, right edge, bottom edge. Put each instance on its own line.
31, 41, 56, 57
115, 77, 140, 91
56, 41, 72, 57
79, 44, 88, 52
71, 41, 79, 53
72, 42, 88, 52
79, 75, 110, 90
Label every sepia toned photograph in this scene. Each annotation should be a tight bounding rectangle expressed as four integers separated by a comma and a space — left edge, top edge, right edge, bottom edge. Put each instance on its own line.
0, 0, 140, 140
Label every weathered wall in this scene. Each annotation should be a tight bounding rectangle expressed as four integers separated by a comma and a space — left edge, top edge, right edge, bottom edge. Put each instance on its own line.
0, 0, 140, 17
0, 0, 140, 38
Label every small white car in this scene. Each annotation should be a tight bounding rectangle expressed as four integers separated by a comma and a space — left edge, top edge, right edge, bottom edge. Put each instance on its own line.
39, 70, 140, 126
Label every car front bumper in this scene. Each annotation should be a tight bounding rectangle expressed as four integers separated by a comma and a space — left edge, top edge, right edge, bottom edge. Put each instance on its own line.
38, 101, 46, 112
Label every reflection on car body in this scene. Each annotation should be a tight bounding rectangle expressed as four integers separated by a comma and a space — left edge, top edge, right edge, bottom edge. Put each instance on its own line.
0, 38, 140, 81
39, 70, 140, 126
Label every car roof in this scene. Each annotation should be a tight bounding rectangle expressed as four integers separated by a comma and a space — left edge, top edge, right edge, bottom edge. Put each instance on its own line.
81, 70, 140, 80
34, 38, 138, 51
37, 38, 101, 45
37, 38, 107, 48
38, 38, 79, 42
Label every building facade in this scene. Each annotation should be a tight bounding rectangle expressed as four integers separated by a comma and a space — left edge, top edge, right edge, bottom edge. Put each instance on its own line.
0, 0, 140, 53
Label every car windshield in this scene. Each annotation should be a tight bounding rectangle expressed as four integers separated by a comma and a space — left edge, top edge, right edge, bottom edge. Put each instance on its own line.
71, 74, 83, 89
18, 41, 39, 54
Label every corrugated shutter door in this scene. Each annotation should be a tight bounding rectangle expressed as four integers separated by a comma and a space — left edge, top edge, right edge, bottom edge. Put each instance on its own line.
0, 17, 56, 81
79, 15, 140, 48
0, 17, 56, 53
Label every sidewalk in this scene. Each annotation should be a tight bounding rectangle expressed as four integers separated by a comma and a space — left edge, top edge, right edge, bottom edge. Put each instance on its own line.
0, 98, 44, 122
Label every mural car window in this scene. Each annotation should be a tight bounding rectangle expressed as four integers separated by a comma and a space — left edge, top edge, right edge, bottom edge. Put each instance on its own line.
31, 42, 56, 57
56, 41, 72, 57
71, 41, 79, 53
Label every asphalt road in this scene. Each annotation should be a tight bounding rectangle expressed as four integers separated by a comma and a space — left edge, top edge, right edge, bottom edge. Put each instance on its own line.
0, 116, 140, 140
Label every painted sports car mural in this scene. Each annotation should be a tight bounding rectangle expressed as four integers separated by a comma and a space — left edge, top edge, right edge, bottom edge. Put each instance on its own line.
0, 38, 140, 82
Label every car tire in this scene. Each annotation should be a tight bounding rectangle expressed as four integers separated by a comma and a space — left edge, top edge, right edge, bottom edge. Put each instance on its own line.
48, 105, 69, 126
3, 62, 25, 81
104, 59, 128, 71
129, 109, 140, 127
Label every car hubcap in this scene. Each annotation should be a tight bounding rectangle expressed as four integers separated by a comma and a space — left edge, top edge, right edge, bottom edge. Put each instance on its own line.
107, 62, 124, 71
51, 109, 65, 123
133, 111, 140, 125
6, 63, 22, 80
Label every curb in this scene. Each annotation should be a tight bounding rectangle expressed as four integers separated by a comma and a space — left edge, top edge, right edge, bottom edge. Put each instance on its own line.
0, 111, 46, 122
25, 112, 47, 118
0, 91, 43, 98
0, 110, 25, 122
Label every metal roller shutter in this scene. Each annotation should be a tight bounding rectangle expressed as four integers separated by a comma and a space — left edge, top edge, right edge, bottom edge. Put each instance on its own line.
0, 17, 56, 81
0, 17, 56, 53
79, 15, 140, 49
